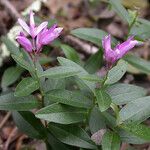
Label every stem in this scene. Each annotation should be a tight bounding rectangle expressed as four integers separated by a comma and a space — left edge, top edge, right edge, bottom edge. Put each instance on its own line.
33, 55, 47, 127
110, 103, 120, 125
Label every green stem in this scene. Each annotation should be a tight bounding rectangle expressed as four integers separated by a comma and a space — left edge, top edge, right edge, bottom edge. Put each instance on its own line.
110, 103, 120, 125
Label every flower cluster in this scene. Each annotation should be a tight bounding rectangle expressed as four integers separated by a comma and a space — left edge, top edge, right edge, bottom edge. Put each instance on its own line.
102, 35, 138, 67
16, 11, 63, 53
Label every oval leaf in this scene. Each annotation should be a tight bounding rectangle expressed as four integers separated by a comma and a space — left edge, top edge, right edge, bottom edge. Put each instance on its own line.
15, 77, 39, 97
105, 60, 128, 85
13, 111, 46, 139
121, 123, 150, 141
0, 92, 39, 110
36, 103, 87, 124
61, 44, 81, 64
38, 66, 80, 79
102, 131, 120, 150
48, 123, 96, 149
95, 89, 112, 112
1, 66, 24, 88
71, 28, 116, 46
107, 83, 146, 105
45, 89, 92, 108
119, 96, 150, 124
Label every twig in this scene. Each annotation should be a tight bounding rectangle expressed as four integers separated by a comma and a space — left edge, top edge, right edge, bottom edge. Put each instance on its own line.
0, 112, 11, 129
0, 0, 21, 21
4, 127, 18, 150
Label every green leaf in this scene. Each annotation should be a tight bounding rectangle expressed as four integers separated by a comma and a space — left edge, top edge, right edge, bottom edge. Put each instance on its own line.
108, 0, 130, 23
121, 123, 150, 141
89, 107, 106, 134
118, 128, 149, 144
46, 133, 71, 150
102, 131, 120, 150
12, 54, 34, 72
45, 89, 92, 108
12, 111, 46, 139
105, 60, 128, 85
1, 36, 21, 55
36, 103, 87, 124
71, 28, 116, 46
61, 44, 81, 64
43, 78, 66, 93
130, 18, 150, 40
38, 66, 80, 79
0, 93, 39, 110
84, 49, 103, 74
124, 54, 150, 74
79, 74, 103, 83
48, 124, 97, 149
58, 57, 95, 91
107, 83, 146, 105
95, 89, 112, 112
15, 77, 39, 97
119, 96, 150, 124
1, 66, 24, 88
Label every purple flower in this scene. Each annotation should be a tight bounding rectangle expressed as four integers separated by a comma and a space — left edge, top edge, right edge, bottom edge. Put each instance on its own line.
16, 11, 63, 54
102, 34, 138, 67
16, 32, 32, 52
18, 11, 48, 38
36, 24, 63, 52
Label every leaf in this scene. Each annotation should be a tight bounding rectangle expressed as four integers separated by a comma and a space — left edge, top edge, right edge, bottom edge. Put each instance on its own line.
121, 123, 150, 141
84, 49, 103, 74
130, 18, 150, 40
36, 103, 87, 124
0, 92, 38, 110
61, 44, 81, 64
12, 111, 46, 139
46, 133, 71, 150
45, 89, 92, 108
105, 60, 128, 85
1, 36, 21, 55
43, 78, 66, 93
48, 123, 97, 149
108, 0, 130, 23
15, 77, 39, 97
102, 131, 120, 150
89, 107, 106, 134
38, 66, 80, 79
12, 54, 34, 72
71, 28, 116, 46
95, 89, 112, 112
124, 54, 150, 74
58, 57, 95, 91
119, 96, 150, 124
79, 74, 103, 83
1, 66, 24, 88
107, 83, 146, 105
118, 128, 149, 144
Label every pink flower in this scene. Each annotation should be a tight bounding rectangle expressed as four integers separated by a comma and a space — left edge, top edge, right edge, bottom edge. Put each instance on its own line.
18, 11, 48, 38
36, 24, 63, 52
16, 11, 63, 54
16, 32, 32, 52
102, 35, 138, 67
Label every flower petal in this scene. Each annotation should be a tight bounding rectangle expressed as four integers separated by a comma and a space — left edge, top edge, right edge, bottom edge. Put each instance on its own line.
35, 21, 48, 36
41, 27, 63, 44
16, 35, 32, 52
115, 36, 138, 59
18, 18, 30, 35
102, 34, 111, 52
30, 11, 35, 27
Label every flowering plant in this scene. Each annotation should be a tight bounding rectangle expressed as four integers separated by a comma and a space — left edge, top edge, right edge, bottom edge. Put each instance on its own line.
1, 1, 150, 149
